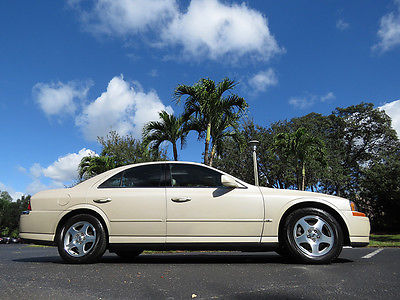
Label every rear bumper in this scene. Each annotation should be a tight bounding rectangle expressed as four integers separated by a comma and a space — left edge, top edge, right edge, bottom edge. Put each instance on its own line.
19, 233, 55, 245
20, 211, 61, 235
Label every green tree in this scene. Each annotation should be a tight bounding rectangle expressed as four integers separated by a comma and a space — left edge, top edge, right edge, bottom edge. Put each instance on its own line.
360, 151, 400, 232
274, 127, 326, 191
79, 131, 167, 180
321, 102, 398, 198
98, 131, 166, 166
78, 156, 116, 180
143, 111, 188, 161
175, 77, 247, 165
0, 192, 30, 237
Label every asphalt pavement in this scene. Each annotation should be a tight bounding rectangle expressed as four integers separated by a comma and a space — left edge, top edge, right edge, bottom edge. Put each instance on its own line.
0, 244, 399, 299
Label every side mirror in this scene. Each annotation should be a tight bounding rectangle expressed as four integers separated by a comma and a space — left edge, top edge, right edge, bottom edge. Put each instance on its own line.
221, 175, 239, 188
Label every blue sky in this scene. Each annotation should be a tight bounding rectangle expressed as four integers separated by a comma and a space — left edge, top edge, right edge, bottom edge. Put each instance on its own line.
1, 0, 400, 199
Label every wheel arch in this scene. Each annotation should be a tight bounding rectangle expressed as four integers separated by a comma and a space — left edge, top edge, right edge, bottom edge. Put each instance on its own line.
54, 206, 110, 246
277, 201, 350, 246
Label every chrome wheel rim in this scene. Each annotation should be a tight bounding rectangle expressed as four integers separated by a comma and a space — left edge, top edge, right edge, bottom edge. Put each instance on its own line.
63, 221, 96, 257
293, 215, 334, 257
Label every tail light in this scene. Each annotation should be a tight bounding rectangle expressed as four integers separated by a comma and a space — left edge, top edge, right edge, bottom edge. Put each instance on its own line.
21, 198, 32, 215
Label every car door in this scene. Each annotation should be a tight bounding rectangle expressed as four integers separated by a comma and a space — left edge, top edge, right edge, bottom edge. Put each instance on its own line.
86, 163, 166, 243
165, 163, 264, 243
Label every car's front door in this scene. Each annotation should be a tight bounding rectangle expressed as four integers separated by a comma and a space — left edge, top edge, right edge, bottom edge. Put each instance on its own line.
165, 163, 264, 243
87, 164, 166, 243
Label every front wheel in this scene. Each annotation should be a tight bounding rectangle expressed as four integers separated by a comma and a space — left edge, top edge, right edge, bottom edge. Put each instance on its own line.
57, 214, 107, 264
282, 208, 343, 264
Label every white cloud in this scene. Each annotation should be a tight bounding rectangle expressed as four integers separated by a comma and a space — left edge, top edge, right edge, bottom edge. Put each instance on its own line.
162, 0, 282, 61
69, 0, 178, 36
0, 182, 24, 201
321, 92, 335, 102
289, 92, 335, 109
42, 148, 97, 182
149, 69, 159, 77
76, 75, 172, 140
70, 0, 282, 62
30, 163, 43, 178
248, 68, 277, 92
17, 166, 27, 174
26, 179, 51, 196
25, 148, 97, 195
288, 96, 313, 109
336, 19, 349, 31
373, 0, 400, 53
33, 81, 91, 117
379, 99, 400, 137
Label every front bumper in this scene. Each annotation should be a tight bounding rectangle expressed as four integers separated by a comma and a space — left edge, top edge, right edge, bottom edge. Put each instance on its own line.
343, 211, 370, 247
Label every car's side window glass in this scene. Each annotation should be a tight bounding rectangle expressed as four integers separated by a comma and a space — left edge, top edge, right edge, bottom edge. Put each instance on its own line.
121, 164, 164, 188
169, 164, 222, 188
98, 172, 123, 188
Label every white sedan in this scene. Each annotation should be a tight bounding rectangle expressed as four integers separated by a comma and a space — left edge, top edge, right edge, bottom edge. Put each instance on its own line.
20, 161, 370, 264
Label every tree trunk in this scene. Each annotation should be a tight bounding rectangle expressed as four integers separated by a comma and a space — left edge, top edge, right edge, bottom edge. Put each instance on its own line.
301, 161, 306, 191
172, 142, 178, 161
204, 122, 211, 165
209, 143, 217, 167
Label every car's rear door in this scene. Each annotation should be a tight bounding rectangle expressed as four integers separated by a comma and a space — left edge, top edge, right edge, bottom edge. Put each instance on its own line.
87, 163, 166, 243
165, 163, 264, 243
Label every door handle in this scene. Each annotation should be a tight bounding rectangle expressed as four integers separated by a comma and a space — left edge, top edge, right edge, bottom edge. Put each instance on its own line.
93, 197, 112, 203
171, 197, 191, 203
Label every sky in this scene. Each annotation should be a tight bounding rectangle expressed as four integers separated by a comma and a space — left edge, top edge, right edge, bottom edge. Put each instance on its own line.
1, 0, 400, 199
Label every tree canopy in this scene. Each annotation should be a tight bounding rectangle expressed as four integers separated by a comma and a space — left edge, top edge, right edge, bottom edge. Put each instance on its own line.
214, 103, 400, 231
175, 77, 247, 166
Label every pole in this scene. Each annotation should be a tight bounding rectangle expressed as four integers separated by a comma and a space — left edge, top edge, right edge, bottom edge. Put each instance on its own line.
249, 140, 259, 186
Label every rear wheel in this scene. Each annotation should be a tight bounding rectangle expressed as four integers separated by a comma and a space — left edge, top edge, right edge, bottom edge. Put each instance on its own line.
57, 214, 107, 264
282, 208, 343, 264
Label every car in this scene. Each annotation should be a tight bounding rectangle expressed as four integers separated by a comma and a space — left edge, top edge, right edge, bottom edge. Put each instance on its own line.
1, 237, 11, 244
20, 161, 370, 264
11, 237, 21, 244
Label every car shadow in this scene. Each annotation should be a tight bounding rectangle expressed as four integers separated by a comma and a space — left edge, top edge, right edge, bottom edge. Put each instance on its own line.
13, 252, 353, 265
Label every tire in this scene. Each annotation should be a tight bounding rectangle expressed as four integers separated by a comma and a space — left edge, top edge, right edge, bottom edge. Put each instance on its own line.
282, 208, 343, 264
57, 214, 107, 264
115, 249, 143, 260
275, 246, 289, 258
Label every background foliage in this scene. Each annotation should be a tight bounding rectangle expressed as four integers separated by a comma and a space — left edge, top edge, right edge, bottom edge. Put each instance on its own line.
0, 192, 29, 237
214, 103, 400, 232
2, 100, 399, 236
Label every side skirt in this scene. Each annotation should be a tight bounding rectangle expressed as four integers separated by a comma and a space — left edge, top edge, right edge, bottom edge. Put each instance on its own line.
109, 242, 279, 253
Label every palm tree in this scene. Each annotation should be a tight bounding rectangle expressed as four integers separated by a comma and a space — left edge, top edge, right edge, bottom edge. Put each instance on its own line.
143, 110, 188, 161
78, 156, 115, 180
174, 78, 247, 165
274, 127, 325, 191
208, 107, 241, 166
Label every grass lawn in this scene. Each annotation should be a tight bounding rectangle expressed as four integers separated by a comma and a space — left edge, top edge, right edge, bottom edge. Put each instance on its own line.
369, 234, 400, 247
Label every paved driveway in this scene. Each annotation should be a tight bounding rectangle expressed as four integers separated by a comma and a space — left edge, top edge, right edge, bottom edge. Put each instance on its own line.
0, 245, 399, 299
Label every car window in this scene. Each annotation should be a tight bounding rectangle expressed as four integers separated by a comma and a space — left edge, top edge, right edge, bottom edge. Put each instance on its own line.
121, 164, 164, 188
168, 164, 222, 188
98, 164, 164, 188
98, 172, 123, 188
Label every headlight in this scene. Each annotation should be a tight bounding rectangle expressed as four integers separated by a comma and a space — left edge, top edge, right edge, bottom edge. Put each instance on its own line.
349, 200, 358, 212
349, 200, 366, 217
